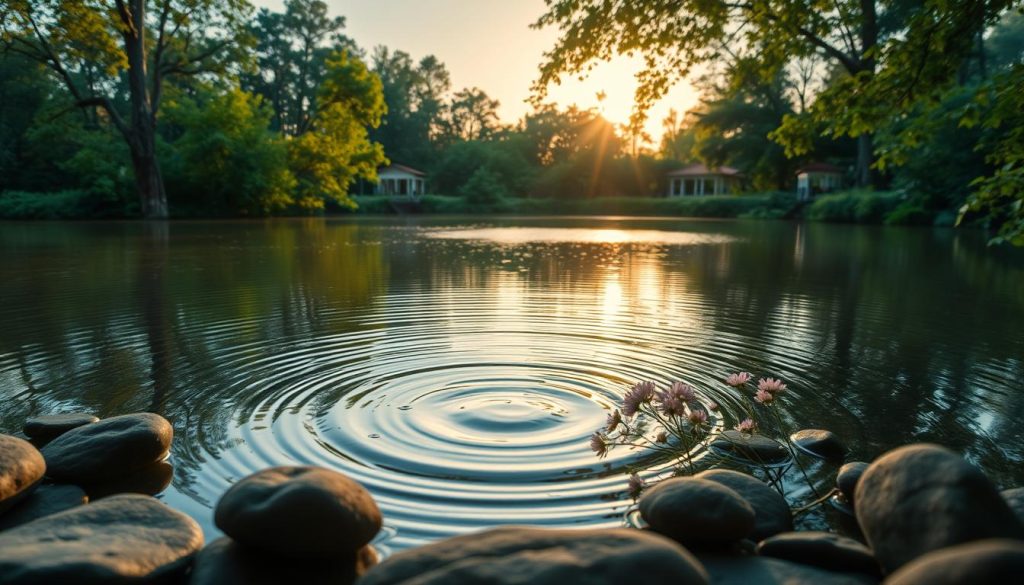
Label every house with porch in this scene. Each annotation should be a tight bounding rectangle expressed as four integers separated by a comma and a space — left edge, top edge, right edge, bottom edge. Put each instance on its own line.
796, 163, 845, 200
375, 163, 427, 197
666, 163, 742, 196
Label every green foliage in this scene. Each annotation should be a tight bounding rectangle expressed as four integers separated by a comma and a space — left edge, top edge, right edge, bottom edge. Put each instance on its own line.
885, 202, 934, 226
162, 87, 295, 216
0, 190, 111, 219
459, 167, 509, 204
805, 190, 903, 223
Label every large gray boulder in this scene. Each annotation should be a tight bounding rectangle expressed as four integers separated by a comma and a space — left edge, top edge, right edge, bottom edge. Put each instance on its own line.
885, 539, 1024, 585
854, 444, 1024, 573
214, 466, 381, 559
40, 413, 172, 483
189, 537, 377, 585
0, 434, 45, 515
358, 526, 710, 585
0, 493, 203, 585
639, 477, 756, 546
0, 484, 87, 531
696, 469, 792, 541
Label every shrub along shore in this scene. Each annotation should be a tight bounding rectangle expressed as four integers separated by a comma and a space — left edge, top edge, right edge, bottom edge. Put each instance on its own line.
2, 411, 1023, 584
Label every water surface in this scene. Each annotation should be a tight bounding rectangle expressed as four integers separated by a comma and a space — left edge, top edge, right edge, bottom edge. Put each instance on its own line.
1, 217, 1022, 550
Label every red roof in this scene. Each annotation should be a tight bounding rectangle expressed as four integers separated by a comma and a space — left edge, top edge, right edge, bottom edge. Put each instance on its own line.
380, 163, 426, 177
667, 163, 741, 177
796, 162, 844, 174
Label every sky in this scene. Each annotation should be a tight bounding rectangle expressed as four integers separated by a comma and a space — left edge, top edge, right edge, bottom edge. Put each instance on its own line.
252, 0, 699, 145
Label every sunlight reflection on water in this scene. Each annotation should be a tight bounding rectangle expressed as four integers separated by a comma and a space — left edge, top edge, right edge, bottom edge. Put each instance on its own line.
425, 226, 738, 245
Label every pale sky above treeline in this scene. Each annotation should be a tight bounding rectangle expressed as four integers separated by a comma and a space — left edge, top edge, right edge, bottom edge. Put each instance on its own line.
253, 0, 699, 141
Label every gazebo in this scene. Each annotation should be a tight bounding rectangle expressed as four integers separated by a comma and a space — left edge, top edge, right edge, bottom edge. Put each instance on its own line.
375, 163, 426, 197
796, 163, 845, 200
666, 163, 742, 196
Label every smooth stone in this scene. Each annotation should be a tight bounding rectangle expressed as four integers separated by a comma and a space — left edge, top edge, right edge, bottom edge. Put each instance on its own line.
696, 469, 792, 541
83, 459, 173, 499
1002, 487, 1024, 525
710, 430, 790, 465
0, 484, 87, 531
189, 537, 377, 585
0, 493, 203, 585
885, 539, 1024, 585
836, 461, 868, 504
790, 429, 847, 461
756, 531, 880, 577
698, 554, 877, 585
639, 477, 756, 546
358, 526, 710, 585
40, 413, 172, 483
855, 443, 1024, 573
23, 413, 99, 442
215, 466, 382, 558
0, 434, 45, 515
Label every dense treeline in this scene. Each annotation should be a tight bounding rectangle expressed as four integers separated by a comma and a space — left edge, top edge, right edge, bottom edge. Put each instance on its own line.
0, 1, 1022, 242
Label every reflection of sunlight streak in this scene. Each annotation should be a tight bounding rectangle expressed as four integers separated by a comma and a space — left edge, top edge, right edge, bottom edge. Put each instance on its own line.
601, 274, 623, 321
425, 227, 735, 246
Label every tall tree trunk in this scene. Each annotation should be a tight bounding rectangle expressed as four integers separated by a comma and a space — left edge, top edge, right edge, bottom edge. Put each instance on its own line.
856, 133, 873, 188
122, 0, 169, 219
856, 0, 879, 188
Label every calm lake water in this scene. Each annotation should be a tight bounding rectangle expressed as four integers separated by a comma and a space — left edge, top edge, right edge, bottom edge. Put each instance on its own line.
1, 217, 1023, 550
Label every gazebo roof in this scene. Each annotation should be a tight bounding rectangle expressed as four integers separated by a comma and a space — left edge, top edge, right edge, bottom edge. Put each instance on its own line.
380, 163, 426, 177
796, 162, 844, 174
667, 163, 742, 177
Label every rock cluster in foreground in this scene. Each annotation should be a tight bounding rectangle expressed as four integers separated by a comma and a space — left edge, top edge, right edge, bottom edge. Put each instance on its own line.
3, 410, 1024, 584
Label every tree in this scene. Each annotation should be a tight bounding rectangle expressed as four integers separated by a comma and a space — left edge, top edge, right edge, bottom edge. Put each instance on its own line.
443, 87, 501, 142
533, 0, 1011, 187
1, 0, 252, 218
287, 50, 387, 211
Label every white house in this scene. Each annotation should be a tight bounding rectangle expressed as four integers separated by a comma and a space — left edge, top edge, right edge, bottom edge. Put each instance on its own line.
376, 163, 426, 197
666, 163, 742, 196
796, 163, 844, 200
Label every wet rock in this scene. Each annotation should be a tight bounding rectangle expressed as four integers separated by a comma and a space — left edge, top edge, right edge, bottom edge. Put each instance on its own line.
189, 537, 378, 585
0, 434, 45, 515
855, 443, 1024, 573
696, 469, 792, 541
885, 539, 1024, 585
836, 461, 868, 504
709, 431, 790, 465
698, 554, 876, 585
23, 413, 99, 442
0, 493, 203, 585
1002, 487, 1024, 525
639, 477, 755, 546
359, 526, 710, 585
83, 459, 173, 499
40, 413, 172, 483
790, 429, 847, 461
215, 466, 382, 559
756, 531, 880, 577
0, 484, 87, 531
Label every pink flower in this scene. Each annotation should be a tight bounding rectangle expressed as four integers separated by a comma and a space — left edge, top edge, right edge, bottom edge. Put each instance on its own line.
605, 409, 623, 432
707, 401, 720, 411
735, 418, 756, 433
754, 388, 775, 405
622, 381, 656, 417
757, 377, 787, 394
726, 372, 752, 387
655, 431, 668, 444
670, 381, 696, 403
590, 432, 608, 457
627, 473, 645, 500
688, 409, 708, 426
657, 382, 696, 417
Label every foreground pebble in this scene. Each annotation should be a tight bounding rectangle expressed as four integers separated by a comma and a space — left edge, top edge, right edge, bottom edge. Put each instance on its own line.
40, 413, 172, 483
854, 443, 1024, 573
0, 434, 45, 515
0, 493, 203, 585
756, 531, 880, 577
790, 429, 847, 461
835, 461, 868, 506
215, 466, 382, 559
358, 526, 709, 585
639, 477, 755, 546
0, 483, 87, 531
885, 539, 1024, 585
698, 554, 876, 584
1002, 487, 1024, 525
189, 537, 378, 585
23, 413, 99, 442
696, 469, 792, 541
